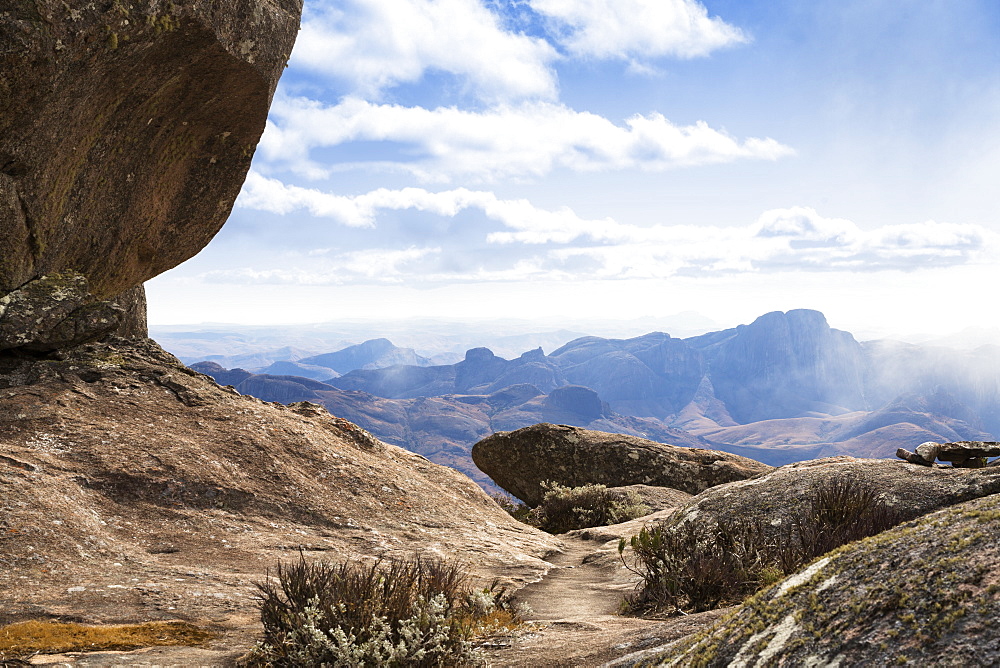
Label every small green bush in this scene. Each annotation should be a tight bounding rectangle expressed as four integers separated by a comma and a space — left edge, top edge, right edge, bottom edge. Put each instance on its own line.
244, 554, 524, 667
621, 477, 905, 615
525, 481, 650, 534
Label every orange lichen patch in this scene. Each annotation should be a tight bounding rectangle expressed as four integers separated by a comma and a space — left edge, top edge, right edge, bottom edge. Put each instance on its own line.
0, 620, 215, 657
463, 609, 524, 639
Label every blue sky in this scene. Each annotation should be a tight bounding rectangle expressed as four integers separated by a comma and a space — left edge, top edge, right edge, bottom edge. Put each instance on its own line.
148, 0, 1000, 338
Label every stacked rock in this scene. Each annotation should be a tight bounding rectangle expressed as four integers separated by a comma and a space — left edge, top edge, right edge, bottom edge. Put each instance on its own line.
897, 441, 1000, 468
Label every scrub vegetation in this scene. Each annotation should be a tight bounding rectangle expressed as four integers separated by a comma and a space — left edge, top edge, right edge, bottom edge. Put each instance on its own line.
620, 477, 905, 614
494, 481, 649, 534
243, 553, 526, 667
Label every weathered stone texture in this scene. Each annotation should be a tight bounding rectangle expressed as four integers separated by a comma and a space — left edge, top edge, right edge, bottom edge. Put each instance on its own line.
0, 272, 124, 351
627, 493, 1000, 667
109, 283, 148, 339
666, 456, 1000, 540
472, 423, 772, 505
0, 0, 301, 348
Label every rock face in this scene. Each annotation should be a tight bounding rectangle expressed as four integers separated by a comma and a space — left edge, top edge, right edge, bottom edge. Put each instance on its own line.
0, 273, 123, 351
637, 492, 1000, 666
0, 339, 558, 636
548, 332, 704, 416
472, 423, 773, 505
0, 0, 301, 350
668, 456, 1000, 536
694, 309, 867, 423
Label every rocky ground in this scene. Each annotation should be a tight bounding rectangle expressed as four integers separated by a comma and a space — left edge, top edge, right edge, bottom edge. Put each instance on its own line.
478, 525, 728, 667
0, 339, 726, 667
5, 338, 1000, 667
630, 491, 1000, 666
0, 339, 564, 665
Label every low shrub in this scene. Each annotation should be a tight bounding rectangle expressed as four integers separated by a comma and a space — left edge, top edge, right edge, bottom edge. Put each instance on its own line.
527, 481, 650, 534
243, 553, 524, 667
621, 516, 778, 613
788, 476, 905, 568
621, 477, 905, 615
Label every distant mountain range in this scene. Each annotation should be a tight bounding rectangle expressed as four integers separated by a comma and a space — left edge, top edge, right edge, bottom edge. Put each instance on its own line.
188, 309, 1000, 491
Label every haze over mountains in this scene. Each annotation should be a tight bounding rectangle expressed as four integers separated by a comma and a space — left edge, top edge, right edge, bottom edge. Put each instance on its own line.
151, 312, 724, 367
186, 309, 1000, 491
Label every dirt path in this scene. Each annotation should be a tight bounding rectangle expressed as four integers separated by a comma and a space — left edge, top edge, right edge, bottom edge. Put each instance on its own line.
21, 531, 724, 668
517, 538, 632, 620
480, 513, 732, 667
481, 530, 724, 668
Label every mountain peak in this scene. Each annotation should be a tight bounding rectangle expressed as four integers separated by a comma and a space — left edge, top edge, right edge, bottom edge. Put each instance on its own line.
464, 347, 498, 363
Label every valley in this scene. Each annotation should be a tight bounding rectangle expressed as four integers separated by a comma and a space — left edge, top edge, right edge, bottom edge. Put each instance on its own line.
184, 309, 999, 491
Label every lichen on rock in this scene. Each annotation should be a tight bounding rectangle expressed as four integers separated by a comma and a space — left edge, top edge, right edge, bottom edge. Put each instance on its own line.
0, 272, 124, 352
625, 493, 1000, 666
472, 423, 772, 505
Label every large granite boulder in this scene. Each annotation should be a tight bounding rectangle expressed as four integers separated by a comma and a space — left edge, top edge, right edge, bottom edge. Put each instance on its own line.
472, 423, 772, 505
0, 0, 301, 350
669, 456, 1000, 536
619, 492, 1000, 666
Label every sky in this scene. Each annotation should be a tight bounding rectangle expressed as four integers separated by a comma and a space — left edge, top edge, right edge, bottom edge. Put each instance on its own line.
147, 0, 1000, 340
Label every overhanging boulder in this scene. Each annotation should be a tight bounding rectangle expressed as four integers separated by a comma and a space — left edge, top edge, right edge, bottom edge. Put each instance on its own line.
0, 0, 302, 350
472, 423, 772, 505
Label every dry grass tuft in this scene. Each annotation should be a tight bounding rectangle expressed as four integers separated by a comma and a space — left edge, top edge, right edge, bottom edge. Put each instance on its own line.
0, 620, 215, 657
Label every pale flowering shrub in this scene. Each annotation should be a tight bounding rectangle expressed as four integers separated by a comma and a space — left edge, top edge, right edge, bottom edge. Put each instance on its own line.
243, 554, 525, 667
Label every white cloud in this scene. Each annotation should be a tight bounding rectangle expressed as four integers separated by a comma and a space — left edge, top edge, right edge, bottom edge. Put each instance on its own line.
239, 170, 616, 232
202, 247, 442, 285
292, 0, 559, 102
238, 178, 996, 282
259, 96, 794, 181
531, 0, 747, 60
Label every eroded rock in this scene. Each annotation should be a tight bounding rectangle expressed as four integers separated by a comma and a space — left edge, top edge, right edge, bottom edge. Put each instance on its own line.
667, 456, 1000, 537
630, 493, 1000, 666
0, 273, 124, 351
472, 423, 772, 505
0, 0, 301, 349
0, 338, 559, 642
897, 440, 1000, 467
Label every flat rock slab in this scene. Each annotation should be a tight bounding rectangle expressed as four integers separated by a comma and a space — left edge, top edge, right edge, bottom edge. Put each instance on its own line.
0, 339, 559, 661
26, 646, 245, 667
669, 456, 1000, 537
